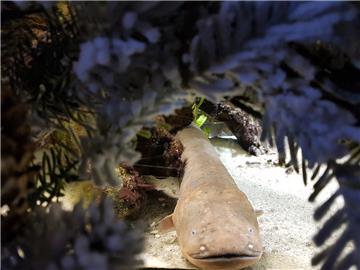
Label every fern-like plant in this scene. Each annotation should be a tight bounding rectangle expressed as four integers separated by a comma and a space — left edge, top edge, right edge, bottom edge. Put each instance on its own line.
2, 2, 360, 269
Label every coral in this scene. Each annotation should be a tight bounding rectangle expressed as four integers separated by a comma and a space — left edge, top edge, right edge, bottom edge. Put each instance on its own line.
163, 107, 194, 133
112, 164, 153, 219
135, 127, 184, 178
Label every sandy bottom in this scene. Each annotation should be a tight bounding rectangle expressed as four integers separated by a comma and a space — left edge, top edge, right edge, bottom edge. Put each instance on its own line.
139, 138, 342, 270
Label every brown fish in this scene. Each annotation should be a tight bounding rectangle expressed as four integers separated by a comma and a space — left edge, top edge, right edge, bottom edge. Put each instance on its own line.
159, 126, 262, 270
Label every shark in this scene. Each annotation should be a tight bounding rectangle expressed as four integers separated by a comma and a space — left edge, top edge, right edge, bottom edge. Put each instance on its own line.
159, 126, 262, 270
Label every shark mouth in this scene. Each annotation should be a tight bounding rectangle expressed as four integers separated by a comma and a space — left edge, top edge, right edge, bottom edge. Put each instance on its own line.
191, 252, 261, 261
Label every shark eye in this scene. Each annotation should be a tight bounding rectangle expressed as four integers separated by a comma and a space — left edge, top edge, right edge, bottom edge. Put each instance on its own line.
248, 228, 253, 233
191, 230, 196, 235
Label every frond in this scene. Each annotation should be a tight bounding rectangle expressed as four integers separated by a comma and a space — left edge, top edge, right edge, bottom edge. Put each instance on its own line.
31, 146, 79, 207
2, 198, 143, 270
312, 164, 360, 269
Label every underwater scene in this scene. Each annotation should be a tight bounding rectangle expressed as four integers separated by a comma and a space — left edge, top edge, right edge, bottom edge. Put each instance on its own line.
1, 2, 360, 270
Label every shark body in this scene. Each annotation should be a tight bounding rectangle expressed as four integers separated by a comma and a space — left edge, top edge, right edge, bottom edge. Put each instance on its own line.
159, 126, 262, 270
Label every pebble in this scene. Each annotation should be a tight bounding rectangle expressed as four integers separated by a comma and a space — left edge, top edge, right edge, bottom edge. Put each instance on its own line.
167, 235, 177, 244
285, 167, 294, 174
150, 230, 159, 234
155, 234, 161, 238
246, 161, 261, 166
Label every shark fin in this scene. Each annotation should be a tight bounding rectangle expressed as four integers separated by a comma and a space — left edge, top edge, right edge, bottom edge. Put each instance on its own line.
158, 214, 175, 233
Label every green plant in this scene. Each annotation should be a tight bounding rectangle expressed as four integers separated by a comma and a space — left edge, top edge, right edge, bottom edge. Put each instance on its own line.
192, 97, 208, 128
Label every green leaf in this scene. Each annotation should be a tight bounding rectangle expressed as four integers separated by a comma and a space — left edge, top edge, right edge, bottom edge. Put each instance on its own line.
195, 114, 207, 127
192, 96, 205, 121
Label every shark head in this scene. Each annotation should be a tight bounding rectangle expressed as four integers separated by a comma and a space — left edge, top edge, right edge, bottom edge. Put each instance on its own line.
184, 217, 262, 270
174, 188, 263, 270
186, 240, 262, 270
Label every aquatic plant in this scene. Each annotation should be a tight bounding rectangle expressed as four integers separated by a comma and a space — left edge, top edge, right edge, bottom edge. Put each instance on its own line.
2, 198, 143, 270
1, 83, 38, 244
192, 97, 208, 128
1, 1, 359, 269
